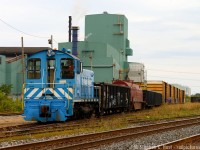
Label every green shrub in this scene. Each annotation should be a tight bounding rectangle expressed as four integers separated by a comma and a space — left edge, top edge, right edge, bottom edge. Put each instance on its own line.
0, 84, 12, 95
0, 92, 22, 112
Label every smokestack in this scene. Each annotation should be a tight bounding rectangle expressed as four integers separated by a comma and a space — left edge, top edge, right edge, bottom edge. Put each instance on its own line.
69, 16, 72, 42
72, 26, 79, 57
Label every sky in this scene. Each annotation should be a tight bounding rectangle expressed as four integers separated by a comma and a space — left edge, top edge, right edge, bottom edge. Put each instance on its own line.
0, 0, 200, 94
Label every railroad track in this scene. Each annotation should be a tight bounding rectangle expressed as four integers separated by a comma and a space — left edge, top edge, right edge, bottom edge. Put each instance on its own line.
0, 123, 81, 139
0, 119, 102, 140
0, 113, 134, 140
0, 113, 22, 116
148, 134, 200, 150
1, 116, 200, 150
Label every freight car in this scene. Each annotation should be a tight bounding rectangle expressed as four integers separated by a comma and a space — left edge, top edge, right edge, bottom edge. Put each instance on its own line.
112, 80, 143, 110
94, 82, 131, 115
138, 81, 185, 103
143, 90, 162, 108
191, 97, 200, 103
22, 49, 162, 122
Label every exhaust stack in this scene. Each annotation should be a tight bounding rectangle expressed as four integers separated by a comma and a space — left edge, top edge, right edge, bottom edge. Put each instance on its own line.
71, 26, 79, 57
68, 16, 72, 42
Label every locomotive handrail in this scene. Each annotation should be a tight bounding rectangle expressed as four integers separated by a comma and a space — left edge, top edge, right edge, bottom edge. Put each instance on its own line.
21, 83, 25, 110
42, 69, 45, 88
53, 68, 56, 88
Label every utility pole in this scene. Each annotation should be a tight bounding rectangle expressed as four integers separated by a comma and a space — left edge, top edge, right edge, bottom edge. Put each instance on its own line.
48, 35, 53, 49
51, 35, 53, 49
69, 16, 72, 42
21, 37, 25, 84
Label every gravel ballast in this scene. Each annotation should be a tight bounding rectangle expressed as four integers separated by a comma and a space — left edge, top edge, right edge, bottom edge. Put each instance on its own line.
97, 125, 200, 150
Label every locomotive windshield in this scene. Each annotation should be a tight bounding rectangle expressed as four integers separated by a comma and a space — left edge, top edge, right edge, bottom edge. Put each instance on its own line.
27, 58, 41, 79
61, 58, 74, 79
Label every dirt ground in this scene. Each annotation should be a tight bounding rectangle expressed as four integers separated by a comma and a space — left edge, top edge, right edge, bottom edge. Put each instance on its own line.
0, 115, 34, 128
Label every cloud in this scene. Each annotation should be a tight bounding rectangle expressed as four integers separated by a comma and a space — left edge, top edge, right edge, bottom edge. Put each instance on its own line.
127, 14, 158, 23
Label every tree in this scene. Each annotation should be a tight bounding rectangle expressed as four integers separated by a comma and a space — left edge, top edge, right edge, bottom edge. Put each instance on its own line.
191, 93, 200, 97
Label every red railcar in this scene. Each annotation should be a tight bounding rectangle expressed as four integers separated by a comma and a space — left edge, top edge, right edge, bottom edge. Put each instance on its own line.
113, 80, 143, 110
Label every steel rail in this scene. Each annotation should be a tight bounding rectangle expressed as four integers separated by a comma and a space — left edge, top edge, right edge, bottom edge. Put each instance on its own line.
148, 134, 200, 150
1, 117, 200, 150
0, 121, 95, 140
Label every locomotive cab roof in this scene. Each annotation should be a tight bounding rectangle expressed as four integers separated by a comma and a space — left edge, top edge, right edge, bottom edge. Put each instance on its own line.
27, 49, 80, 60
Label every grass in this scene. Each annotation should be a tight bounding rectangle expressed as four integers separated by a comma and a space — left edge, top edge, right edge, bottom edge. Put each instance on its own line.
1, 102, 200, 142
126, 102, 200, 121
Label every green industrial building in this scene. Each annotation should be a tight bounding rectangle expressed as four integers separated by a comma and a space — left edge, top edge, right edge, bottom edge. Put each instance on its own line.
0, 47, 48, 98
0, 55, 23, 97
59, 12, 133, 82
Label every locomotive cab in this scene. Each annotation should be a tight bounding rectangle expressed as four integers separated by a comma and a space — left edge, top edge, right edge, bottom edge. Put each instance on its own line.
23, 49, 93, 122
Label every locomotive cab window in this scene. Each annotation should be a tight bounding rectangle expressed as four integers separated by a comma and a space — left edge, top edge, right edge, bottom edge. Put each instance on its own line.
27, 58, 41, 79
77, 61, 82, 74
61, 58, 74, 79
47, 59, 55, 88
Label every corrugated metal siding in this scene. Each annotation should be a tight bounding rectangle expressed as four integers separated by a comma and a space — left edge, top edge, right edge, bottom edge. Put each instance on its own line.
0, 47, 49, 56
0, 55, 6, 85
128, 62, 145, 82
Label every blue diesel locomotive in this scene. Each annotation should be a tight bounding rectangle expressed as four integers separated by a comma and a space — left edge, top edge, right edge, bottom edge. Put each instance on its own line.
23, 49, 98, 122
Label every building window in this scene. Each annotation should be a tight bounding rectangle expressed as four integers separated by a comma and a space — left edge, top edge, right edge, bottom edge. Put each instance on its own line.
27, 58, 41, 79
61, 58, 74, 79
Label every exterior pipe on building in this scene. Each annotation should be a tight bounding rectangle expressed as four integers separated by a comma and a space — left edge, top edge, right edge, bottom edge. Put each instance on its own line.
83, 65, 114, 68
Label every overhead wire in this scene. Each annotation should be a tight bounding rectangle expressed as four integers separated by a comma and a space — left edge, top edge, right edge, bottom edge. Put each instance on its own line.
147, 68, 200, 75
0, 17, 59, 44
148, 75, 200, 82
0, 18, 50, 38
145, 68, 200, 89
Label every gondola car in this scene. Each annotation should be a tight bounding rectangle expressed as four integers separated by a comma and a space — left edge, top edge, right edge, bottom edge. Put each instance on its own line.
143, 90, 162, 108
94, 82, 131, 115
191, 97, 200, 103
